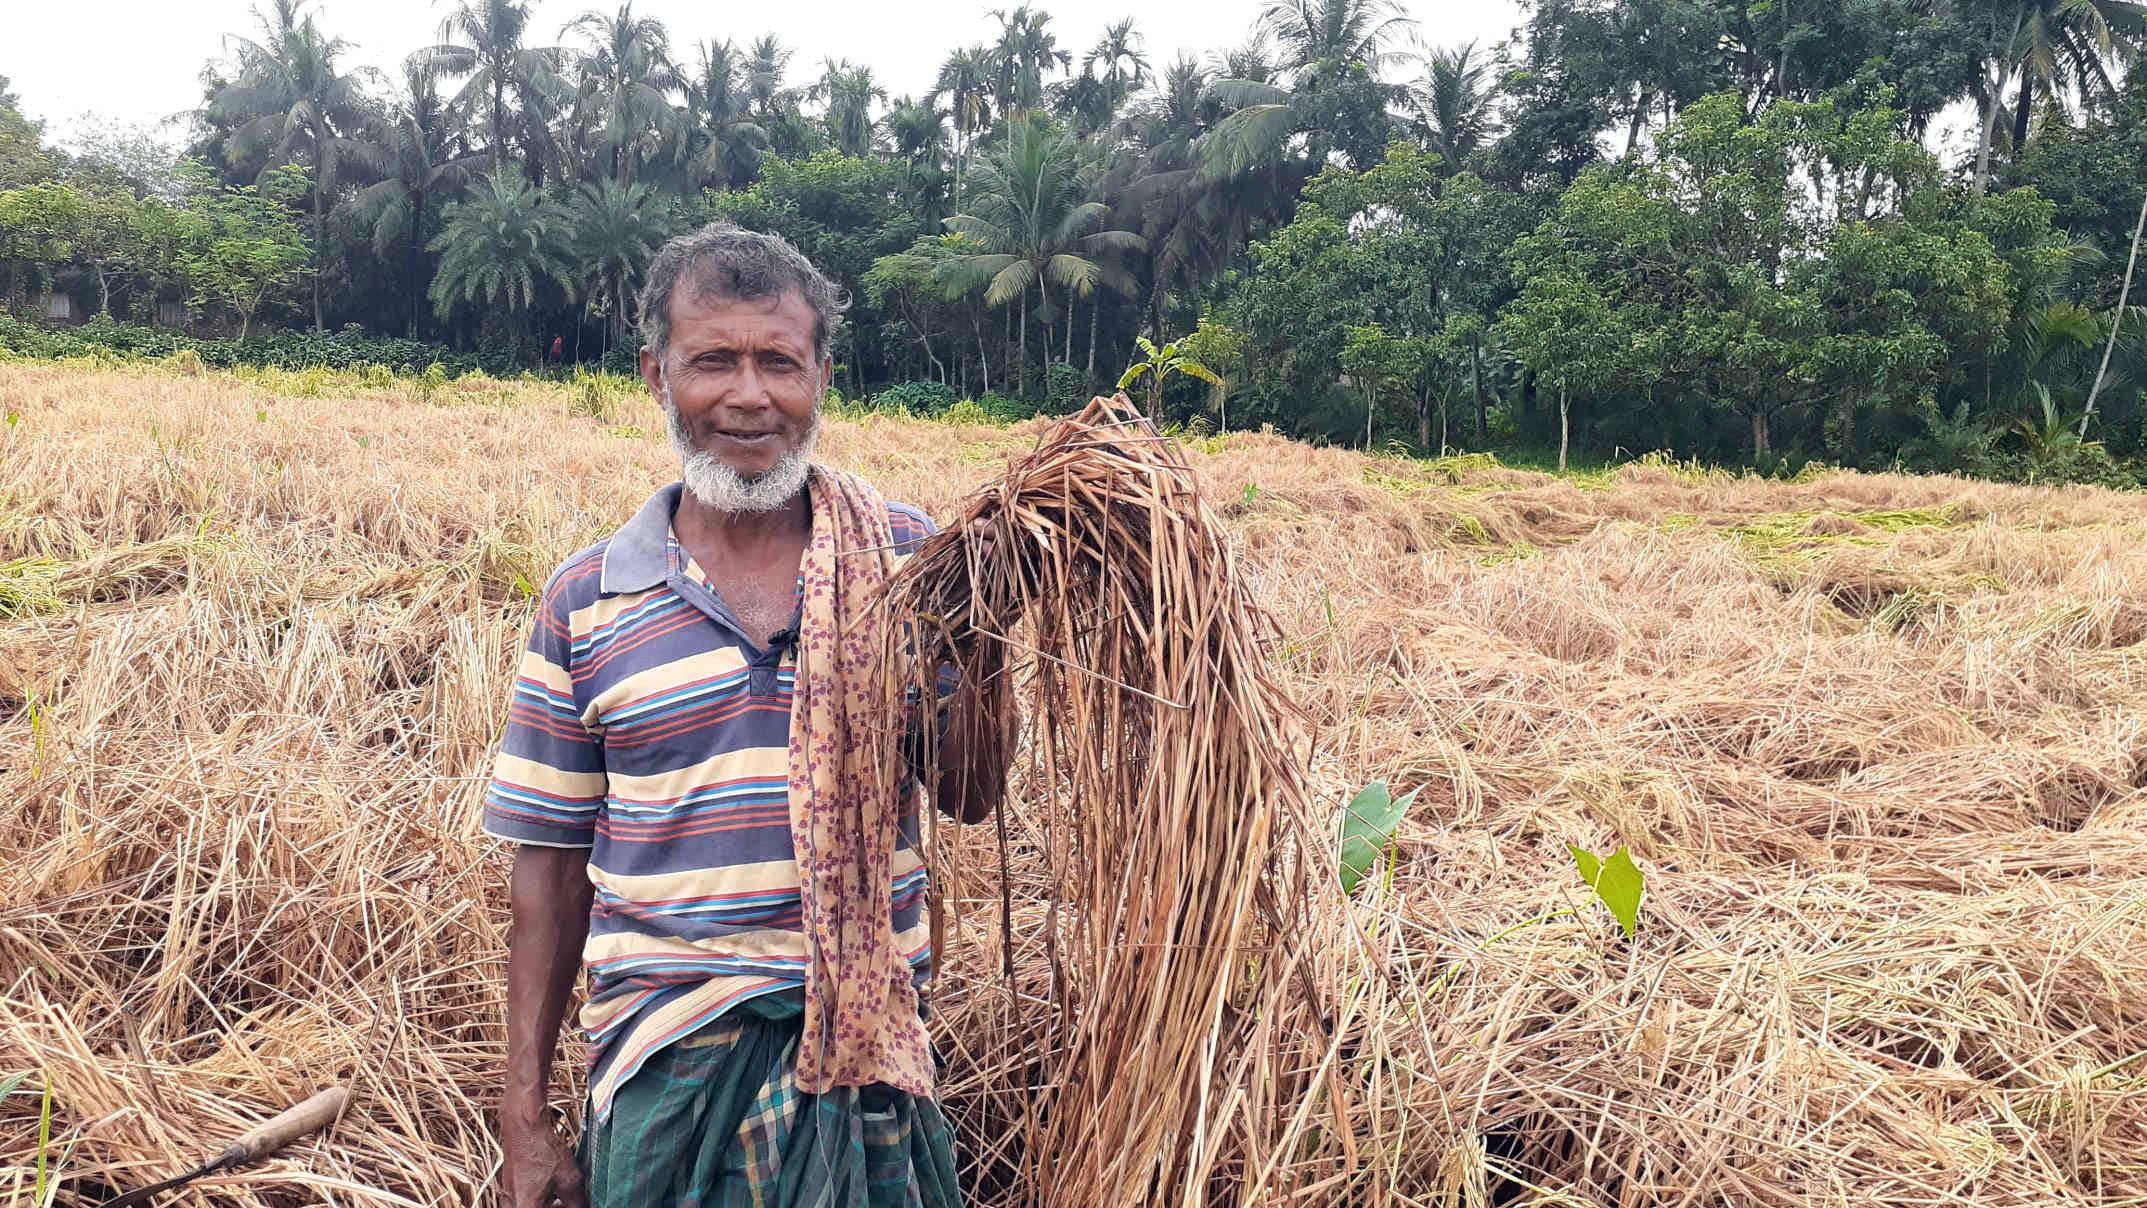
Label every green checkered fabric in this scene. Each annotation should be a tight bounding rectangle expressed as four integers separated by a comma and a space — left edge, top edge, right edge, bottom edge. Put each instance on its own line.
580, 994, 961, 1208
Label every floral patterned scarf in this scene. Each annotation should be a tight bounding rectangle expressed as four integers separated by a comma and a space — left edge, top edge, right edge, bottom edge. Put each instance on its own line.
788, 464, 936, 1096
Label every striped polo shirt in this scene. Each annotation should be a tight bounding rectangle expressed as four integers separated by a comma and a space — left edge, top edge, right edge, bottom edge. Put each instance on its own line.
481, 480, 939, 1119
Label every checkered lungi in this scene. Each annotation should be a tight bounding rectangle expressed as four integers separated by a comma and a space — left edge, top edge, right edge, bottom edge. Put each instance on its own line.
579, 994, 961, 1208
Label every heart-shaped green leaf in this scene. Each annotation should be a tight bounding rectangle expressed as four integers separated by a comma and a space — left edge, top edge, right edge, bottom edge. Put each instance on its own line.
1568, 843, 1645, 938
1339, 780, 1420, 893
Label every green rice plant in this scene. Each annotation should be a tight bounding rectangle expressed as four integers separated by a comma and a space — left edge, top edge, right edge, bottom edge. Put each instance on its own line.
1422, 450, 1503, 483
568, 368, 614, 422
941, 399, 997, 427
0, 556, 65, 620
1477, 542, 1542, 566
1361, 466, 1427, 496
1447, 512, 1494, 545
159, 348, 208, 378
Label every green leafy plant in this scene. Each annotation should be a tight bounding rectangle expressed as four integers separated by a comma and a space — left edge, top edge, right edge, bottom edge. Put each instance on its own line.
1117, 335, 1223, 415
1567, 843, 1645, 937
1337, 779, 1421, 894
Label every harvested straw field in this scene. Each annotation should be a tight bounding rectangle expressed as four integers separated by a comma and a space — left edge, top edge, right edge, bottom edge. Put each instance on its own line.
4, 360, 2147, 1206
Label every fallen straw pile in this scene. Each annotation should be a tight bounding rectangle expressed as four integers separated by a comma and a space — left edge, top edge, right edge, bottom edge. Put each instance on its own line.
881, 395, 1341, 1205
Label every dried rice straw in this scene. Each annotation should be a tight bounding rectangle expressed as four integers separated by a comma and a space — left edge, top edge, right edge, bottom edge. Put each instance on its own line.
878, 395, 1343, 1205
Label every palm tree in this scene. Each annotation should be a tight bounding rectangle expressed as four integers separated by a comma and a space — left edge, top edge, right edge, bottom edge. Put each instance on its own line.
813, 58, 886, 158
886, 95, 949, 176
428, 169, 574, 330
989, 5, 1072, 116
745, 34, 814, 157
944, 114, 1144, 394
1113, 56, 1275, 333
419, 0, 570, 181
205, 0, 383, 332
681, 39, 768, 190
563, 2, 682, 183
1198, 0, 1416, 181
934, 46, 994, 212
345, 61, 483, 336
1974, 0, 2147, 192
1086, 18, 1151, 110
569, 178, 677, 354
1411, 41, 1499, 169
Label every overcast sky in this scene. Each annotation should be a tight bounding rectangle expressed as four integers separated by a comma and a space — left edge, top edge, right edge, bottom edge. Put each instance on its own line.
4, 0, 1527, 151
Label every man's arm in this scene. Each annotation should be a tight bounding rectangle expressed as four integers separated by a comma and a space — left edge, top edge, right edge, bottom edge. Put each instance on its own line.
933, 666, 1009, 825
499, 845, 596, 1208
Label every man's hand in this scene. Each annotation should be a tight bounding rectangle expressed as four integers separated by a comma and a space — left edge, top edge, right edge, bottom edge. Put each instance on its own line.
500, 1106, 587, 1208
500, 845, 596, 1207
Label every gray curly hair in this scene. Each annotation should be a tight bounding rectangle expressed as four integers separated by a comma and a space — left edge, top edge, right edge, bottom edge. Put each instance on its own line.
635, 222, 847, 363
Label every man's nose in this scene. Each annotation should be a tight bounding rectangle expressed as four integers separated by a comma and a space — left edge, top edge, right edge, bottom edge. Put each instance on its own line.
728, 360, 774, 408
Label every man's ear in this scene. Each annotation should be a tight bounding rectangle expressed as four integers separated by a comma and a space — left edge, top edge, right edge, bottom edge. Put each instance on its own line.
819, 356, 834, 396
639, 345, 662, 399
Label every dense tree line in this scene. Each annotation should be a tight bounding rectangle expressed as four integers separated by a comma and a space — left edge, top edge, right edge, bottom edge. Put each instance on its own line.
1, 0, 2144, 478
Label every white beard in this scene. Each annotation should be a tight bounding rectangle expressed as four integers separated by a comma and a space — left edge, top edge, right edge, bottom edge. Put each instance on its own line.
662, 378, 819, 513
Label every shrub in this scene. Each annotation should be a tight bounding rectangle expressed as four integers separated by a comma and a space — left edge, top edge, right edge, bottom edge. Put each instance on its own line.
873, 381, 961, 414
0, 315, 485, 376
975, 391, 1042, 423
1045, 361, 1087, 404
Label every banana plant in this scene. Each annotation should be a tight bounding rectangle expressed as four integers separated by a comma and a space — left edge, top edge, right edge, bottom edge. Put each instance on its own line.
1116, 334, 1222, 414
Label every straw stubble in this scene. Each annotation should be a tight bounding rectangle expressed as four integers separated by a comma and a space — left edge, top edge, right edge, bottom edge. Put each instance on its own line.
2, 361, 2145, 1205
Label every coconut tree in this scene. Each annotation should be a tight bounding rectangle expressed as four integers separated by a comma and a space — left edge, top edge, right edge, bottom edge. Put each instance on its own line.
563, 2, 682, 184
812, 58, 886, 158
204, 0, 383, 331
568, 178, 677, 354
1112, 55, 1273, 332
681, 38, 768, 190
345, 61, 483, 336
934, 46, 994, 212
944, 114, 1144, 394
1410, 40, 1500, 169
418, 0, 570, 181
888, 97, 949, 167
1974, 0, 2147, 192
428, 169, 574, 333
1197, 0, 1416, 181
1086, 18, 1151, 110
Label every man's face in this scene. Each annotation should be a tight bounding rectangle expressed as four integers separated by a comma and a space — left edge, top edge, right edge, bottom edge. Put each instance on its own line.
639, 287, 829, 484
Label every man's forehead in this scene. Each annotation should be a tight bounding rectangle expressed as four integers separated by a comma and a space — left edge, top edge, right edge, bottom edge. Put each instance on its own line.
668, 289, 816, 348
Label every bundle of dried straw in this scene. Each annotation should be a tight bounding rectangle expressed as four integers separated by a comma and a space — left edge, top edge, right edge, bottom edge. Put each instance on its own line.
879, 395, 1342, 1205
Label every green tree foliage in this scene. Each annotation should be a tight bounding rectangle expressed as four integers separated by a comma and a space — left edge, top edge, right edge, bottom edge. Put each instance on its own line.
710, 152, 925, 391
203, 0, 382, 331
344, 63, 482, 336
426, 170, 572, 327
183, 162, 314, 339
569, 178, 677, 350
942, 115, 1144, 395
1496, 92, 2070, 463
1, 0, 2143, 483
1223, 143, 1529, 444
0, 75, 57, 190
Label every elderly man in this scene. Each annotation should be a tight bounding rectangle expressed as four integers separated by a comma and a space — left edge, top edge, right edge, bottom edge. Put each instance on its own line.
483, 223, 1004, 1208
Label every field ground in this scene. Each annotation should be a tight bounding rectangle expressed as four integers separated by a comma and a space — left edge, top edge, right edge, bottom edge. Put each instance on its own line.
3, 362, 2146, 1205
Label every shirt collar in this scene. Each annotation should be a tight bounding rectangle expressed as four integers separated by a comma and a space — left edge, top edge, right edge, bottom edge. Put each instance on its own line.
600, 482, 683, 595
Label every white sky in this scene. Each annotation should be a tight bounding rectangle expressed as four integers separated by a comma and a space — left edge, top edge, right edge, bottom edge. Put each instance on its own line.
4, 0, 1528, 150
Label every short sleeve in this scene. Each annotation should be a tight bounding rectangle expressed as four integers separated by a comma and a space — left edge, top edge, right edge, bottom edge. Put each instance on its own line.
481, 569, 606, 848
